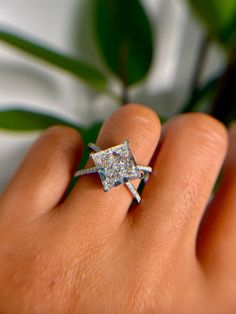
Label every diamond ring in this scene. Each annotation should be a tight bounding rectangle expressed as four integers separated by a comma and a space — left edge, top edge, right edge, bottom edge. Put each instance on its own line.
74, 140, 152, 203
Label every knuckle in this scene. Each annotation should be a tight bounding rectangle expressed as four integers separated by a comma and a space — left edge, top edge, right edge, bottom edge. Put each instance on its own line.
117, 103, 161, 139
125, 103, 161, 130
45, 125, 80, 139
172, 113, 228, 154
43, 125, 82, 147
100, 104, 161, 152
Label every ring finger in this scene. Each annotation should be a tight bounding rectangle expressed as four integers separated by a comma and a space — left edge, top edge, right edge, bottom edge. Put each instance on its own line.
64, 104, 161, 226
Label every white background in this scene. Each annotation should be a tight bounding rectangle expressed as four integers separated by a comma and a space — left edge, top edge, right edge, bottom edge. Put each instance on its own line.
0, 0, 224, 191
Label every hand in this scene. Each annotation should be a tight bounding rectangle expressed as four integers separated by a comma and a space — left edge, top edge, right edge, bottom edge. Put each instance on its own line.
0, 104, 235, 313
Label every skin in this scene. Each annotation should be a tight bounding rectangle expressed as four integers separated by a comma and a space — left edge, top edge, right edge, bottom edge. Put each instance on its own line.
0, 103, 235, 313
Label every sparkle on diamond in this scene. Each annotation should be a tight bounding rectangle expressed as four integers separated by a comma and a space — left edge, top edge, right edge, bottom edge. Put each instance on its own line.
91, 141, 140, 191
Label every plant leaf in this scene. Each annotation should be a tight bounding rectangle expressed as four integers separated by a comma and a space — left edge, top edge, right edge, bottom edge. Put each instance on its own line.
93, 0, 154, 86
80, 121, 103, 167
67, 121, 102, 193
0, 108, 103, 194
0, 108, 81, 131
0, 107, 103, 160
187, 0, 236, 50
0, 107, 103, 146
0, 29, 108, 92
180, 75, 221, 113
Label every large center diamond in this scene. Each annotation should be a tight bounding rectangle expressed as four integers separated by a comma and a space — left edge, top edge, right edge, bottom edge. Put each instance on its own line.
91, 141, 140, 192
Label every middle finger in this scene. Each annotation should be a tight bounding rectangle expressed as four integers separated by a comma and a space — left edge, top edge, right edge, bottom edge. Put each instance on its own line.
133, 113, 228, 256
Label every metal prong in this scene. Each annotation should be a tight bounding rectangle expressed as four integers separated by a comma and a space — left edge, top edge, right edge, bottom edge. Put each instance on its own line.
125, 182, 141, 203
88, 143, 101, 153
137, 165, 152, 183
137, 165, 152, 173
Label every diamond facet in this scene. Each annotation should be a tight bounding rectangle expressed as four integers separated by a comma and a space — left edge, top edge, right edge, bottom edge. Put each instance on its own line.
91, 141, 140, 192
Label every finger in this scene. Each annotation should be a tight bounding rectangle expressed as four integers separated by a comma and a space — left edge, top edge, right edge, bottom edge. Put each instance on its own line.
1, 126, 82, 223
196, 125, 236, 282
133, 113, 228, 257
65, 104, 161, 226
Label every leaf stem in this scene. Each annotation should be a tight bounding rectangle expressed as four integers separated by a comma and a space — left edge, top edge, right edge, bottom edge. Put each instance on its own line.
210, 49, 236, 124
182, 34, 210, 113
179, 75, 220, 114
121, 83, 130, 105
191, 35, 210, 93
119, 41, 130, 105
0, 29, 108, 93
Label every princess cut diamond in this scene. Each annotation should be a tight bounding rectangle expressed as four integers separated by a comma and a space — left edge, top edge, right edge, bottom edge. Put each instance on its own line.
91, 140, 140, 192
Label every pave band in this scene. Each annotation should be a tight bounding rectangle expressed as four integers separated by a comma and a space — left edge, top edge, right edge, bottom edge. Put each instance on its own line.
74, 141, 152, 203
74, 165, 152, 179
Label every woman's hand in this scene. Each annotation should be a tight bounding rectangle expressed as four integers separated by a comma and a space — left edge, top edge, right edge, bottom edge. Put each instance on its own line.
0, 104, 235, 313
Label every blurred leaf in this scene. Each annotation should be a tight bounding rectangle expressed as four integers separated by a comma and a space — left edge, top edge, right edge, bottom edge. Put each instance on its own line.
0, 107, 103, 163
83, 121, 102, 144
0, 107, 103, 146
210, 54, 236, 125
0, 29, 108, 92
0, 108, 80, 131
67, 120, 102, 194
187, 0, 236, 50
80, 121, 103, 167
180, 75, 221, 113
93, 0, 154, 86
0, 108, 103, 195
159, 115, 168, 124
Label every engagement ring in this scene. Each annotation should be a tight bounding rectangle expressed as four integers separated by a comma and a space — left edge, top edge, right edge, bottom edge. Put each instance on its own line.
74, 140, 152, 203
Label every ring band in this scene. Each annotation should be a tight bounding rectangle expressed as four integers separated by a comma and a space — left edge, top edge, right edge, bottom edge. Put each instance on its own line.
74, 140, 152, 203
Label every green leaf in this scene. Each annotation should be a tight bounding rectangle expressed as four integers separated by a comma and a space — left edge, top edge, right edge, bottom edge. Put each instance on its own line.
67, 120, 103, 193
0, 108, 80, 131
0, 107, 102, 146
180, 75, 221, 113
80, 121, 103, 167
0, 107, 103, 195
187, 0, 236, 50
0, 107, 103, 161
93, 0, 154, 86
0, 29, 108, 92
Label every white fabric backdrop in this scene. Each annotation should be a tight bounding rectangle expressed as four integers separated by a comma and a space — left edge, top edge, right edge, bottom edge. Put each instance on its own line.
0, 0, 224, 191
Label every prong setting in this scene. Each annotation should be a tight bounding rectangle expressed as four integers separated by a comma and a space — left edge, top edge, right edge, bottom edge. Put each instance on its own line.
74, 141, 152, 203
